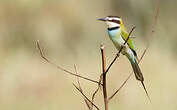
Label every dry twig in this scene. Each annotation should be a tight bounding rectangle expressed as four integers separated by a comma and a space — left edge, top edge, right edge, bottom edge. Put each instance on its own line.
91, 74, 102, 107
36, 40, 102, 85
73, 84, 100, 110
100, 45, 108, 110
74, 65, 92, 110
139, 0, 160, 62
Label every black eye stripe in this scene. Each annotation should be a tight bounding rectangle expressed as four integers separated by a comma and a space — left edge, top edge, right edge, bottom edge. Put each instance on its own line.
108, 19, 120, 24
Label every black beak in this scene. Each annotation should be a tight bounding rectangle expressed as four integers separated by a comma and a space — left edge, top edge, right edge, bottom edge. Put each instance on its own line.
97, 18, 106, 21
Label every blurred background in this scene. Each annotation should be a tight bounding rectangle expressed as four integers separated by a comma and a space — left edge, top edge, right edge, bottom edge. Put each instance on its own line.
0, 0, 177, 110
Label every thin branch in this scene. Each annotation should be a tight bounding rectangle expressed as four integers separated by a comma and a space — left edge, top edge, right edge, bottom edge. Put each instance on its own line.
108, 0, 160, 101
74, 65, 92, 110
109, 51, 143, 101
91, 74, 102, 106
108, 49, 145, 101
104, 26, 136, 75
107, 26, 136, 101
91, 86, 100, 108
73, 83, 100, 110
100, 45, 108, 110
139, 0, 160, 62
36, 40, 102, 85
109, 71, 133, 100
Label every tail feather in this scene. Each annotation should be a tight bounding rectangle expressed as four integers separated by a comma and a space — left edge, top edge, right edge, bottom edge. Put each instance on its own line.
131, 58, 144, 81
141, 81, 151, 103
129, 57, 151, 102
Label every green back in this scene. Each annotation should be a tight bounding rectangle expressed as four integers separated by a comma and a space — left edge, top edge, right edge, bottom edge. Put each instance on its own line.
121, 29, 136, 51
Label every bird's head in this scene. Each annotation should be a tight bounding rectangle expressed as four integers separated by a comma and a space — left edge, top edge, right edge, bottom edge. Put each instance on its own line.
97, 16, 123, 28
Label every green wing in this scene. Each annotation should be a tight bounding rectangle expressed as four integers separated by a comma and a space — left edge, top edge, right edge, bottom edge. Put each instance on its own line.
121, 29, 137, 56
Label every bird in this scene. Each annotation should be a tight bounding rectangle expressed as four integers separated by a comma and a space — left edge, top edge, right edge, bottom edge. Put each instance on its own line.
97, 16, 151, 102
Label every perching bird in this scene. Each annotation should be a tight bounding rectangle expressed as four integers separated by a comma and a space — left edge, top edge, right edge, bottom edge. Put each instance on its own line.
98, 16, 151, 101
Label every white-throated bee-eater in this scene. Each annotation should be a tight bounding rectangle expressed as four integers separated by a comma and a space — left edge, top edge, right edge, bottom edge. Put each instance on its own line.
98, 16, 151, 102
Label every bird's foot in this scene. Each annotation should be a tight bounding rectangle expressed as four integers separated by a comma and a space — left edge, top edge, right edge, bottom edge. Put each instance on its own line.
122, 44, 126, 48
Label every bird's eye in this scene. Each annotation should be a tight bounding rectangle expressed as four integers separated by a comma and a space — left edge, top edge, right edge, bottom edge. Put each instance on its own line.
109, 19, 120, 24
110, 19, 115, 22
116, 20, 120, 24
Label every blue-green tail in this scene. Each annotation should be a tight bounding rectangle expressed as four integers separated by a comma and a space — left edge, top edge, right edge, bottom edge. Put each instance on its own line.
129, 57, 144, 81
129, 57, 151, 102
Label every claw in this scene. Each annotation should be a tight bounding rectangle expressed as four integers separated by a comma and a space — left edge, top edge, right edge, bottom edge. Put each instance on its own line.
122, 44, 126, 48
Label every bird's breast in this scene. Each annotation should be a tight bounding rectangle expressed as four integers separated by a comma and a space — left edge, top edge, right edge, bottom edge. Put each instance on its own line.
108, 29, 119, 37
108, 29, 124, 48
108, 29, 127, 55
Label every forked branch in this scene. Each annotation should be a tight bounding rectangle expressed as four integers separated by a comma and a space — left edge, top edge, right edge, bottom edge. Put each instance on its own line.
73, 84, 100, 110
74, 65, 92, 110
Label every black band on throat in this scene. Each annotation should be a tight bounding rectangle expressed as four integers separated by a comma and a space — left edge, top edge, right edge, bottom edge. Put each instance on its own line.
108, 26, 119, 31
